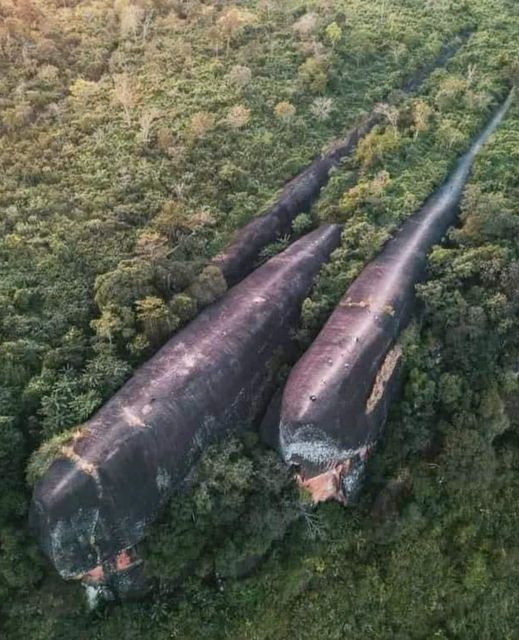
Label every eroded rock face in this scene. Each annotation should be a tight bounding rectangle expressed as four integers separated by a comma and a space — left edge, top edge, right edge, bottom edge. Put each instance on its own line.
279, 93, 514, 503
30, 224, 342, 583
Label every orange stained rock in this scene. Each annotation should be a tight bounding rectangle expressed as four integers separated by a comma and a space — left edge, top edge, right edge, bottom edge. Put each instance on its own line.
297, 461, 350, 504
115, 549, 134, 571
84, 564, 104, 583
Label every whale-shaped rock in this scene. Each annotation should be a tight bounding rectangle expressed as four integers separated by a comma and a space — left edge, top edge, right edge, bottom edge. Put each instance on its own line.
279, 91, 514, 503
30, 224, 343, 581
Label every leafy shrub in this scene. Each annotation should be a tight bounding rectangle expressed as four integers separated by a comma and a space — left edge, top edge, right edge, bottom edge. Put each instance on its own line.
274, 101, 296, 123
94, 260, 155, 311
143, 436, 300, 583
258, 235, 291, 262
292, 213, 314, 236
188, 266, 227, 307
169, 293, 197, 324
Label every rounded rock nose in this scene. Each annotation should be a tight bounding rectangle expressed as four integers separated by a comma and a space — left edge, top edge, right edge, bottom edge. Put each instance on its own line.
29, 458, 102, 579
279, 422, 331, 480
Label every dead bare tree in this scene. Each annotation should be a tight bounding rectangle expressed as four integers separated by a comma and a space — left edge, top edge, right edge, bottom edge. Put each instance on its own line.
113, 73, 137, 125
138, 108, 161, 144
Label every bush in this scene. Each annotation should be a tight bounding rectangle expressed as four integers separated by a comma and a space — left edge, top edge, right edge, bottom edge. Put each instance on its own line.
169, 293, 197, 324
188, 266, 227, 307
274, 101, 296, 123
94, 260, 155, 311
292, 213, 314, 236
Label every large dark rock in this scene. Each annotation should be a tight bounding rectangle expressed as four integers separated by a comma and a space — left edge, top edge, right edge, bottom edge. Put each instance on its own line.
30, 224, 342, 581
279, 93, 514, 503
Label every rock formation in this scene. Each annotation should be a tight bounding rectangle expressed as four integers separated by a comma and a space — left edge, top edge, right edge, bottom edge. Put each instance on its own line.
278, 92, 514, 504
30, 224, 342, 588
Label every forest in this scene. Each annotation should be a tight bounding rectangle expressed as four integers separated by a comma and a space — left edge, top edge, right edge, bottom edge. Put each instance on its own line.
1, 0, 518, 638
